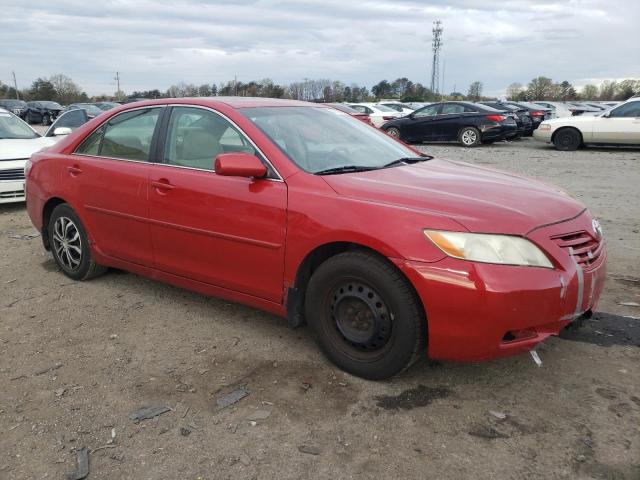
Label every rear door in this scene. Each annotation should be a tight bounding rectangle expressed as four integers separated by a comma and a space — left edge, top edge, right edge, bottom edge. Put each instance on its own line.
68, 106, 162, 265
148, 106, 287, 302
592, 101, 640, 144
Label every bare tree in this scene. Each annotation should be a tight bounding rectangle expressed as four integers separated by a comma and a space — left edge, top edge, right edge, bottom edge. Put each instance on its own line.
467, 81, 483, 101
49, 74, 83, 104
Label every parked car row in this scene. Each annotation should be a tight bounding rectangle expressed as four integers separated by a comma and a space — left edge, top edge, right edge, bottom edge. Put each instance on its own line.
0, 99, 122, 126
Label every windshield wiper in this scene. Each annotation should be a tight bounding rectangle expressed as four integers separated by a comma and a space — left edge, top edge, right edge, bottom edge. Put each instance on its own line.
382, 156, 433, 168
315, 165, 379, 175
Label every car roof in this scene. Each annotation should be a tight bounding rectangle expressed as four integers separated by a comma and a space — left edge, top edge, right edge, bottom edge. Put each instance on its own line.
120, 97, 314, 109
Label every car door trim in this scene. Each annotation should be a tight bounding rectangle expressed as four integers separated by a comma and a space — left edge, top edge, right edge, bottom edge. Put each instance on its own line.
85, 205, 283, 250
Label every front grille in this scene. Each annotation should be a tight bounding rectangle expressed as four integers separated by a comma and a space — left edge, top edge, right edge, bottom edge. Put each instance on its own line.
0, 168, 25, 181
0, 189, 25, 199
551, 231, 603, 269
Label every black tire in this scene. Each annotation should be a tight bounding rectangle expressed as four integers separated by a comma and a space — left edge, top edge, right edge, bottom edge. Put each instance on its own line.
42, 114, 50, 126
305, 251, 426, 380
386, 127, 401, 140
458, 126, 481, 147
553, 128, 582, 151
48, 204, 107, 281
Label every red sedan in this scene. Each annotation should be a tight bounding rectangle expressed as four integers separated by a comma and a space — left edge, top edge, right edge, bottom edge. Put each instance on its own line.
25, 98, 606, 379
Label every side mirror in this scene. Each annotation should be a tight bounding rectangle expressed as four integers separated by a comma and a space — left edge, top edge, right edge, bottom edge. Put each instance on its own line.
214, 153, 267, 178
53, 127, 72, 136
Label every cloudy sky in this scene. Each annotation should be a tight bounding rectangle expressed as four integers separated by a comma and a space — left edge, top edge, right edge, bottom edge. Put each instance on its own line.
1, 0, 638, 97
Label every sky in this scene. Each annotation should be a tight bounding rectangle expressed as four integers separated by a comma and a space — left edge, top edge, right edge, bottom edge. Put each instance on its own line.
1, 0, 638, 98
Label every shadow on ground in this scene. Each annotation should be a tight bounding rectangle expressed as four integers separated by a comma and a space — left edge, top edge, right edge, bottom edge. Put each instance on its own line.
560, 311, 640, 347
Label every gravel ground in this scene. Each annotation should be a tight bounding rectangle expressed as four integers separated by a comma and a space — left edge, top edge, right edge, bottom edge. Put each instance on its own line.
1, 136, 639, 480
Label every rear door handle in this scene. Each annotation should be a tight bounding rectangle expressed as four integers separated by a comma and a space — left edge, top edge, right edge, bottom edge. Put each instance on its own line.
67, 165, 83, 176
151, 179, 175, 192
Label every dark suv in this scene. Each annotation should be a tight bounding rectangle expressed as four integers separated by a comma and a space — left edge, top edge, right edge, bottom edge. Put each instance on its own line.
0, 99, 28, 119
24, 101, 63, 126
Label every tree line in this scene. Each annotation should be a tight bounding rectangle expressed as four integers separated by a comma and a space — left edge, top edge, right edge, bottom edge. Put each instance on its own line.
506, 77, 639, 102
1, 74, 638, 105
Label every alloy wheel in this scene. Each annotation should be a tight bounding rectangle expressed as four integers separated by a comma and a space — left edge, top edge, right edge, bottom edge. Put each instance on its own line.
461, 129, 477, 146
52, 216, 82, 271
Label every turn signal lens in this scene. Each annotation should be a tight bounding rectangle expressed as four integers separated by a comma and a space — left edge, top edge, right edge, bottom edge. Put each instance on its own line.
424, 230, 553, 268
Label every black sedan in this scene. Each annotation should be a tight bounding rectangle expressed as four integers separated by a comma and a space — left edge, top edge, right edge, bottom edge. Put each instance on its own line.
480, 101, 534, 136
382, 102, 517, 147
24, 101, 63, 126
0, 99, 28, 119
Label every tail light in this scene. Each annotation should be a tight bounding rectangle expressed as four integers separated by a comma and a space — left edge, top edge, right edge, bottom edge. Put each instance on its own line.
382, 116, 395, 120
485, 114, 506, 122
530, 111, 545, 117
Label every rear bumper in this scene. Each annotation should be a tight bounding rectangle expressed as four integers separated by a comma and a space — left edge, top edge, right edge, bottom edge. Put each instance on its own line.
480, 124, 518, 141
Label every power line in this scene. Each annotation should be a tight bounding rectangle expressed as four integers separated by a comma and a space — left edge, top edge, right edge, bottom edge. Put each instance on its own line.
430, 20, 443, 95
114, 72, 121, 99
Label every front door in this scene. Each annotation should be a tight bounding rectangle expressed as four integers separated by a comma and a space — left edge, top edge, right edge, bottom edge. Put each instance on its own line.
68, 106, 162, 266
591, 102, 640, 144
404, 104, 441, 142
149, 106, 287, 302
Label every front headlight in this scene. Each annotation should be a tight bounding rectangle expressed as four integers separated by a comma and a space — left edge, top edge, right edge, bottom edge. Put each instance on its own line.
538, 123, 551, 131
424, 230, 553, 268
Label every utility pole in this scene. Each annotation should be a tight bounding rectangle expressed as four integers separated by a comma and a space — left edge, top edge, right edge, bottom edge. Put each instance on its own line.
441, 60, 446, 101
11, 71, 20, 99
114, 72, 121, 99
430, 20, 443, 96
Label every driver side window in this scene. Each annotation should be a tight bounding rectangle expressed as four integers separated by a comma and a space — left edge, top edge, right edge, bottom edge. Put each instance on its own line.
413, 105, 439, 117
609, 102, 640, 118
164, 107, 256, 171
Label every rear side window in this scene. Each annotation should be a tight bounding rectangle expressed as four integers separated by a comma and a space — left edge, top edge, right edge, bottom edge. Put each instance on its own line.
442, 104, 464, 114
74, 108, 160, 161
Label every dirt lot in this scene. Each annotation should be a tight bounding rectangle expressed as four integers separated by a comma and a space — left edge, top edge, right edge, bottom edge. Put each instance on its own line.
1, 137, 639, 480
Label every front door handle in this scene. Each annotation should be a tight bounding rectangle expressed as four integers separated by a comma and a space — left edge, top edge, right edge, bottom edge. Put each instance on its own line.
151, 179, 175, 192
67, 165, 83, 176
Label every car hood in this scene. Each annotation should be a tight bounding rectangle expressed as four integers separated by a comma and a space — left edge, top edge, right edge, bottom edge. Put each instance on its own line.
322, 159, 584, 235
0, 137, 58, 160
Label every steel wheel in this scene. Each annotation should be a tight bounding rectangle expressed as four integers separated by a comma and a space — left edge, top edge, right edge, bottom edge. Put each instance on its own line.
328, 280, 393, 356
52, 216, 82, 271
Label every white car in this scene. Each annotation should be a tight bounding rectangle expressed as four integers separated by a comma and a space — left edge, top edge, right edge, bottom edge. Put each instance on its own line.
347, 103, 403, 127
377, 102, 415, 115
0, 108, 58, 203
533, 98, 640, 150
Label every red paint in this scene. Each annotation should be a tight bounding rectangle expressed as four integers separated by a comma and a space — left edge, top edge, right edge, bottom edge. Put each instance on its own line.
25, 98, 606, 364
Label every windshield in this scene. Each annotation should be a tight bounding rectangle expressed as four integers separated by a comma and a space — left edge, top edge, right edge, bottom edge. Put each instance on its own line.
42, 101, 63, 109
0, 111, 39, 139
373, 104, 396, 112
240, 106, 420, 174
70, 104, 104, 116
